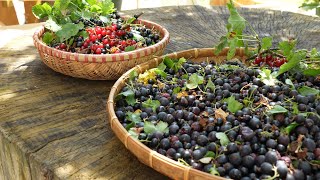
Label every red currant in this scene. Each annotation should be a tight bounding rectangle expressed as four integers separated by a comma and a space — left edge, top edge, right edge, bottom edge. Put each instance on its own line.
254, 57, 262, 64
95, 48, 102, 54
59, 43, 67, 49
101, 30, 107, 36
90, 34, 97, 42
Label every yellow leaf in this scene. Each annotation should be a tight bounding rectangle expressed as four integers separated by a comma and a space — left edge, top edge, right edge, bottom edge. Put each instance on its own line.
214, 108, 229, 123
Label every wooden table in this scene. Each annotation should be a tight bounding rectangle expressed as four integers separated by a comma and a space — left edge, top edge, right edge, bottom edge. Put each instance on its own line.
0, 6, 319, 180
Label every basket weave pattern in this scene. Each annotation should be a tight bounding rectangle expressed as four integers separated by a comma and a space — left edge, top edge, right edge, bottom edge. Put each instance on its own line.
107, 48, 247, 180
33, 19, 170, 80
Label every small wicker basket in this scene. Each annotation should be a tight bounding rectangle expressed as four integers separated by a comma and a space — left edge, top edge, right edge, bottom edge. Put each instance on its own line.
107, 48, 248, 180
33, 19, 170, 80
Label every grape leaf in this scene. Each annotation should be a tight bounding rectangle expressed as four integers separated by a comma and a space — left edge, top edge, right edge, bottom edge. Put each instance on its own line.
223, 96, 243, 113
42, 32, 54, 45
216, 132, 230, 146
186, 73, 204, 89
298, 86, 320, 96
214, 36, 228, 55
56, 22, 84, 42
261, 37, 273, 50
227, 37, 238, 60
125, 46, 135, 52
268, 105, 288, 114
284, 122, 299, 134
206, 78, 216, 92
90, 4, 102, 13
77, 30, 88, 39
142, 99, 160, 112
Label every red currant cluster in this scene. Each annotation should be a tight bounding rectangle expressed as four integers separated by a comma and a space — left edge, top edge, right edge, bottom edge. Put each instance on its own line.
253, 54, 287, 67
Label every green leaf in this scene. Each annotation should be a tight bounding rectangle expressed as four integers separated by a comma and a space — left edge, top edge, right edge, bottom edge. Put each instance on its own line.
56, 23, 84, 42
204, 151, 215, 158
285, 79, 295, 89
154, 69, 167, 78
223, 96, 243, 113
199, 157, 213, 164
78, 30, 89, 39
227, 37, 238, 60
129, 70, 138, 81
284, 122, 299, 134
86, 0, 98, 6
144, 121, 157, 134
310, 48, 320, 58
44, 17, 62, 32
128, 128, 139, 139
42, 32, 54, 45
90, 4, 102, 13
298, 86, 320, 96
292, 102, 300, 115
32, 4, 49, 19
99, 16, 110, 23
186, 73, 204, 89
210, 166, 220, 176
181, 74, 188, 80
206, 78, 216, 92
310, 160, 320, 165
259, 68, 279, 86
125, 121, 135, 130
157, 62, 167, 71
226, 2, 246, 35
156, 121, 169, 133
178, 57, 187, 65
268, 105, 288, 114
163, 56, 174, 68
300, 2, 320, 10
142, 99, 160, 112
173, 87, 181, 94
261, 37, 273, 50
127, 17, 136, 24
125, 46, 135, 52
117, 89, 136, 106
126, 112, 142, 123
133, 33, 145, 42
214, 36, 228, 55
53, 0, 70, 10
100, 0, 115, 15
216, 132, 230, 146
303, 69, 320, 76
278, 40, 296, 57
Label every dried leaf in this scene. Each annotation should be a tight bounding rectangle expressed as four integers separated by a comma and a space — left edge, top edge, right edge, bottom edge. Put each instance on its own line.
296, 148, 308, 159
215, 108, 229, 123
199, 117, 208, 127
255, 95, 270, 108
177, 91, 188, 99
199, 157, 213, 164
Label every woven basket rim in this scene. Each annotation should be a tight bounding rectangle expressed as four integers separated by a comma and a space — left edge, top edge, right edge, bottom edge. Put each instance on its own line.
107, 47, 247, 180
33, 18, 170, 63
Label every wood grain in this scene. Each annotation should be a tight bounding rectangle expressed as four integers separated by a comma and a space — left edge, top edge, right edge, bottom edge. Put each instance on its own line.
0, 6, 319, 180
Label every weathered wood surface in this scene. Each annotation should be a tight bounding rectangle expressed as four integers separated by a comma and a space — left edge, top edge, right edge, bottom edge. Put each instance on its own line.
0, 6, 319, 180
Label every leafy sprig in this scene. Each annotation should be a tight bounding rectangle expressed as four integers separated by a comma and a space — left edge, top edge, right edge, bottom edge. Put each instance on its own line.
215, 0, 320, 77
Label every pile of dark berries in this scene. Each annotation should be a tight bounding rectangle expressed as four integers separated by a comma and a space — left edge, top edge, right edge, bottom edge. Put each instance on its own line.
115, 59, 320, 180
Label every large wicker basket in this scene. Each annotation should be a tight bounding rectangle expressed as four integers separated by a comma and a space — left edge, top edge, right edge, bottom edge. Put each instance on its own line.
33, 19, 170, 80
107, 48, 247, 179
